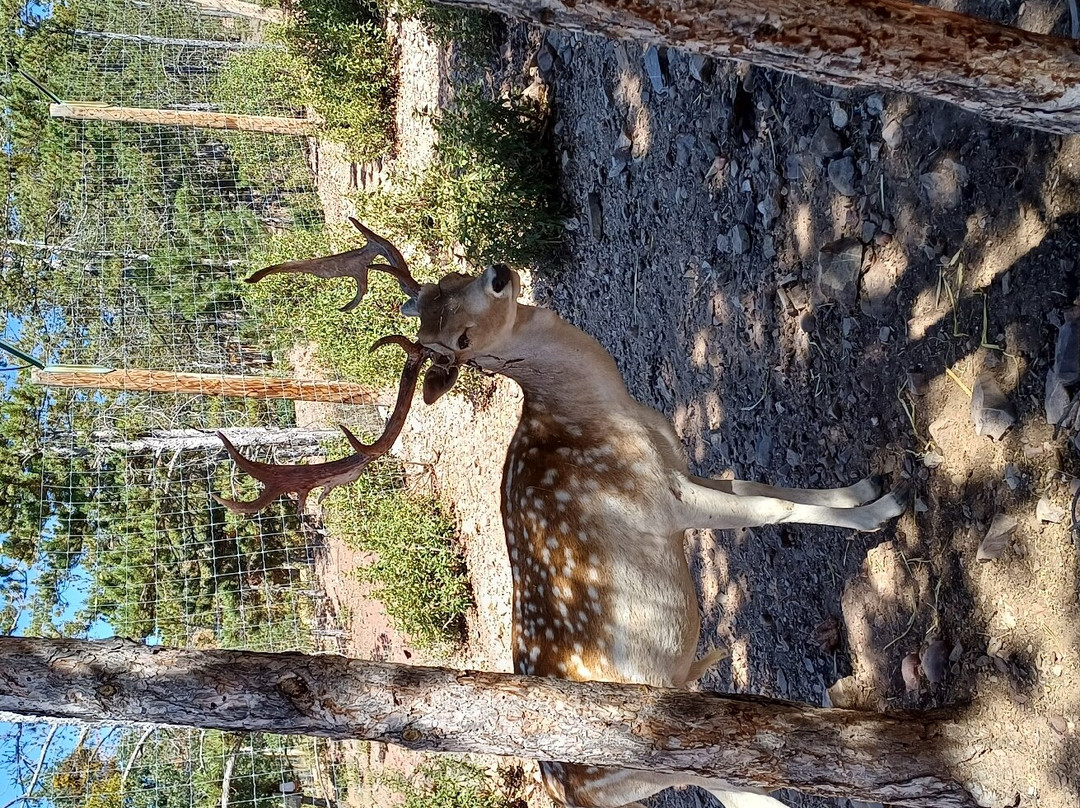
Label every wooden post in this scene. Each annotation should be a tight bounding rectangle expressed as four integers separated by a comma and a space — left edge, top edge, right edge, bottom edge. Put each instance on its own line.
442, 0, 1080, 134
189, 0, 285, 23
31, 366, 391, 406
50, 103, 314, 135
0, 638, 984, 807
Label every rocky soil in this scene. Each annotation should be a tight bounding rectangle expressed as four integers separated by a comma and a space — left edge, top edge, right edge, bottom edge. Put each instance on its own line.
309, 8, 1080, 808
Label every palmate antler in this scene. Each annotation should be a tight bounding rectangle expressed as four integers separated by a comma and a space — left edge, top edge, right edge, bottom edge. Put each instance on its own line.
214, 336, 433, 514
247, 217, 421, 311
215, 221, 437, 515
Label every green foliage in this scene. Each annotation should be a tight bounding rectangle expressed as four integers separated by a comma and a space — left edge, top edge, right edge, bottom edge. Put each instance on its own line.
385, 0, 498, 61
210, 47, 324, 214
117, 730, 305, 808
242, 223, 444, 387
390, 758, 521, 808
83, 453, 310, 648
279, 0, 395, 161
47, 745, 122, 808
354, 88, 562, 267
321, 459, 469, 649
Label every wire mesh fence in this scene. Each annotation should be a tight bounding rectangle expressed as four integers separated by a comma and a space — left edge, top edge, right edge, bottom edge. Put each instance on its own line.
2, 1, 393, 806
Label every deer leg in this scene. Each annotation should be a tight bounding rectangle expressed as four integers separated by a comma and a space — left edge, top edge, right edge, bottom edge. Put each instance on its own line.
673, 475, 910, 532
547, 764, 786, 808
688, 474, 883, 508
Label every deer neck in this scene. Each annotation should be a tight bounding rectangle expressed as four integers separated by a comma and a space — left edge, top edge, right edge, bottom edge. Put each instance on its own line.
477, 305, 631, 416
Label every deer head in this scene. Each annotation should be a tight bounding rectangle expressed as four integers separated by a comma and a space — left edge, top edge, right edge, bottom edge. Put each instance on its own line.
215, 220, 518, 513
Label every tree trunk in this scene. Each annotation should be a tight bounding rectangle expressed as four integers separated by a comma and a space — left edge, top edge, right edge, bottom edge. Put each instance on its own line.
31, 367, 390, 406
442, 0, 1080, 135
74, 427, 345, 456
0, 637, 981, 807
50, 103, 314, 135
70, 29, 284, 50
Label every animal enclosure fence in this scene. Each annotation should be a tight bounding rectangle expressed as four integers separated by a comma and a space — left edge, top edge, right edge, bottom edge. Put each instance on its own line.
1, 1, 399, 806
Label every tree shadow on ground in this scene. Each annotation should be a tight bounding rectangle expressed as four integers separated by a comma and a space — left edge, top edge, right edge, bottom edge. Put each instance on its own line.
531, 11, 1080, 805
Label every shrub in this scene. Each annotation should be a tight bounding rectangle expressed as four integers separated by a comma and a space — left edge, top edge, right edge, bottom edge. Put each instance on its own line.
354, 88, 562, 267
390, 758, 523, 808
213, 0, 394, 164
242, 223, 447, 387
321, 458, 469, 650
283, 0, 395, 162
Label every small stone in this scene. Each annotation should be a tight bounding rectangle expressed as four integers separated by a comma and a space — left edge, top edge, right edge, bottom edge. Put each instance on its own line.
785, 153, 804, 182
730, 224, 750, 255
907, 370, 929, 396
535, 43, 556, 76
828, 156, 858, 196
977, 513, 1018, 562
920, 157, 969, 209
587, 192, 603, 240
1045, 370, 1072, 426
611, 130, 633, 175
878, 326, 891, 344
675, 133, 697, 167
865, 93, 884, 116
1054, 306, 1080, 383
921, 640, 950, 684
687, 54, 713, 83
811, 121, 843, 160
901, 652, 921, 692
881, 117, 903, 149
1036, 495, 1067, 524
817, 238, 864, 307
830, 100, 849, 129
1004, 464, 1021, 491
922, 452, 944, 469
643, 46, 669, 95
971, 373, 1016, 440
757, 193, 782, 229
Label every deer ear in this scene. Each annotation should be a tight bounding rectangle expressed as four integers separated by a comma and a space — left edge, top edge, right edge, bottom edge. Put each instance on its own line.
484, 264, 513, 297
422, 364, 459, 404
400, 295, 420, 318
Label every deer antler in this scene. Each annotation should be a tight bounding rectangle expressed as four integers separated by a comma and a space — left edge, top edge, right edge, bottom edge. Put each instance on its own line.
213, 336, 431, 514
246, 218, 421, 311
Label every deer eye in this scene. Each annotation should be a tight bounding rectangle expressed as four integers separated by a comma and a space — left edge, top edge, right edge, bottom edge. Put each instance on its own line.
457, 332, 471, 350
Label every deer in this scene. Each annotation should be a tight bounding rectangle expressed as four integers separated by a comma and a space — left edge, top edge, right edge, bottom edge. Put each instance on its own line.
215, 219, 911, 808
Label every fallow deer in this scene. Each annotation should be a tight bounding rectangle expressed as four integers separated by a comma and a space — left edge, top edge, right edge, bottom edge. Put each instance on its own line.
216, 219, 910, 808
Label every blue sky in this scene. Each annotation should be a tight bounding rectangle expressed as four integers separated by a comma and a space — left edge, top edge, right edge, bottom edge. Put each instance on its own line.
3, 1, 127, 802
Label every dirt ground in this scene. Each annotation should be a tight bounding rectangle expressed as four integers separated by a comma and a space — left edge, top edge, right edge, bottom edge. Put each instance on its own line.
303, 9, 1080, 808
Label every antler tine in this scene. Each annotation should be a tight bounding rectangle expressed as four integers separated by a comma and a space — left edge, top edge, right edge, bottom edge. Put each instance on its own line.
348, 217, 421, 296
244, 220, 420, 312
213, 337, 432, 515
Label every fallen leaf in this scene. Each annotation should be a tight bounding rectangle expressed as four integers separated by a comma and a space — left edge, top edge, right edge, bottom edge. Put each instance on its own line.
902, 652, 921, 692
977, 514, 1017, 562
812, 615, 841, 653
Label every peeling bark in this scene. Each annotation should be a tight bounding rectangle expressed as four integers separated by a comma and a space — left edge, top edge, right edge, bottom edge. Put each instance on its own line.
0, 638, 983, 807
441, 0, 1080, 134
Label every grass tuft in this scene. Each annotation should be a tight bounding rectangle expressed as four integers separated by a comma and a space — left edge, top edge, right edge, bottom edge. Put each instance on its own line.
354, 87, 562, 268
389, 758, 525, 808
321, 456, 470, 650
